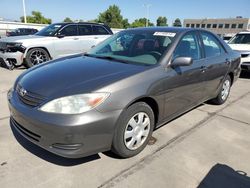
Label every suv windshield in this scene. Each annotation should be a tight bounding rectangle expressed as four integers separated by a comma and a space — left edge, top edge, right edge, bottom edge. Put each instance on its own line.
35, 23, 64, 36
228, 33, 250, 44
88, 30, 176, 65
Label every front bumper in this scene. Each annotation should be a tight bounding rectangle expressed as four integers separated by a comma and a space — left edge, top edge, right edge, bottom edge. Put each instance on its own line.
0, 51, 24, 66
8, 90, 122, 158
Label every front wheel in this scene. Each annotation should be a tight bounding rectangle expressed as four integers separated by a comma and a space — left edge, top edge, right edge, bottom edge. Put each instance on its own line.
211, 75, 231, 105
24, 48, 50, 68
112, 102, 154, 158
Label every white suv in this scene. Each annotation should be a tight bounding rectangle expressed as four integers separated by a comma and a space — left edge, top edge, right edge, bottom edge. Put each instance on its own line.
228, 32, 250, 72
0, 22, 113, 69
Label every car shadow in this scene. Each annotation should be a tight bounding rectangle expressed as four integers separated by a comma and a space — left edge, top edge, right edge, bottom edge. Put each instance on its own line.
240, 71, 250, 79
198, 163, 250, 188
102, 151, 123, 159
0, 64, 26, 71
10, 123, 101, 166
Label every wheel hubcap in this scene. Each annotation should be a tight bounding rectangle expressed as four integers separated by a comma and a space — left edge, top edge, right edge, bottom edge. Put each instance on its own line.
124, 112, 150, 150
221, 80, 230, 101
30, 50, 48, 65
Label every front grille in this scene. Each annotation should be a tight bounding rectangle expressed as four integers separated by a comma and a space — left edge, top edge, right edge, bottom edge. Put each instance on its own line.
241, 65, 250, 70
241, 54, 249, 58
11, 117, 41, 142
16, 84, 46, 107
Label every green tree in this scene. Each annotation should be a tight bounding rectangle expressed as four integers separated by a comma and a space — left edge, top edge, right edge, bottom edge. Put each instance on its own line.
122, 18, 130, 28
63, 17, 73, 22
131, 18, 154, 28
20, 11, 52, 24
156, 16, 168, 26
96, 5, 128, 28
173, 18, 182, 27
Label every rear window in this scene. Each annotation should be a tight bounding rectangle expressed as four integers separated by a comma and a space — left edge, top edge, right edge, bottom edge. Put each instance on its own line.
93, 26, 109, 35
201, 32, 225, 58
78, 25, 92, 35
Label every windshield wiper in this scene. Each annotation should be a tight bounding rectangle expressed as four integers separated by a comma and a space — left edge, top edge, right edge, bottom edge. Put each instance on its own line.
83, 54, 129, 64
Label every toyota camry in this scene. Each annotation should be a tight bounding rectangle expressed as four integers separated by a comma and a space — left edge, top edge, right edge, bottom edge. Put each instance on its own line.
8, 27, 241, 158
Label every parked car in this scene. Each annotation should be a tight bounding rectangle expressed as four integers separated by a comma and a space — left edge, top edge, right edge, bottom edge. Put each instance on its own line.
8, 27, 241, 158
228, 31, 250, 72
0, 22, 113, 69
222, 35, 233, 43
6, 28, 38, 37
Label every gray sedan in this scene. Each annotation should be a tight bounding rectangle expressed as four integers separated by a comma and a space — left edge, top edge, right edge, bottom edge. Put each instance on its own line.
8, 27, 241, 158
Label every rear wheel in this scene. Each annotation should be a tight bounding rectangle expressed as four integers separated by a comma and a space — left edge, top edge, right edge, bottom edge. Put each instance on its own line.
112, 102, 154, 158
24, 48, 50, 68
211, 75, 231, 105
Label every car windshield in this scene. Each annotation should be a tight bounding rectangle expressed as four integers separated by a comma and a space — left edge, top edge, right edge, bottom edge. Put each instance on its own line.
35, 23, 64, 36
228, 34, 250, 44
87, 30, 177, 65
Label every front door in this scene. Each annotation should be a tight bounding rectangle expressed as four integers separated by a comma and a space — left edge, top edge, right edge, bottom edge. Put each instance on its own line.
162, 32, 206, 120
54, 24, 80, 58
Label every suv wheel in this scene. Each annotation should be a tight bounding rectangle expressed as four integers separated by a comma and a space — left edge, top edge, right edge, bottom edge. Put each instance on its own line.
24, 48, 50, 68
112, 102, 154, 158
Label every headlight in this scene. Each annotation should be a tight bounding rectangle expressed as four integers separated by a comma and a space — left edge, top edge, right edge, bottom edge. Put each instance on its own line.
7, 87, 13, 100
6, 42, 25, 53
39, 93, 110, 114
6, 42, 22, 48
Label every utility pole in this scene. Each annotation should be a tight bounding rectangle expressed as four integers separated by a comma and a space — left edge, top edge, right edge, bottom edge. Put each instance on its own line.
22, 0, 27, 23
143, 3, 151, 27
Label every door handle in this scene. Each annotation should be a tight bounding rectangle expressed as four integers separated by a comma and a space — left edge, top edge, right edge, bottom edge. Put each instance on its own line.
200, 66, 207, 73
94, 37, 99, 39
73, 38, 79, 40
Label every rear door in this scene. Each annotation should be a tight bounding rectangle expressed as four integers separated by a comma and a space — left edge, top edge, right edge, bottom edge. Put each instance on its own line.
92, 25, 111, 45
77, 24, 112, 53
199, 31, 230, 99
163, 31, 206, 119
77, 24, 96, 53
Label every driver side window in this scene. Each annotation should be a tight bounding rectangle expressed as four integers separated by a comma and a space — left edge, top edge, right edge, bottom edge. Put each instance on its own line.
59, 25, 78, 36
173, 33, 201, 60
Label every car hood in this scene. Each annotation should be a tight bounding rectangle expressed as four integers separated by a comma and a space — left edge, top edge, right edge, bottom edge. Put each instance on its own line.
17, 55, 146, 98
0, 35, 49, 43
228, 44, 250, 53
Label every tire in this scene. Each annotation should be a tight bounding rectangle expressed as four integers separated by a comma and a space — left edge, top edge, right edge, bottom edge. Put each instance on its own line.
210, 75, 231, 105
112, 102, 154, 158
24, 48, 50, 68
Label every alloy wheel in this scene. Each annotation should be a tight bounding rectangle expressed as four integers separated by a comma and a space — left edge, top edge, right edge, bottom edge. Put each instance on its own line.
30, 50, 48, 65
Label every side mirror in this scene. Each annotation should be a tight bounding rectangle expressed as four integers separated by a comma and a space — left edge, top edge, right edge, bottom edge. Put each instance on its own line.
171, 57, 193, 67
56, 33, 65, 38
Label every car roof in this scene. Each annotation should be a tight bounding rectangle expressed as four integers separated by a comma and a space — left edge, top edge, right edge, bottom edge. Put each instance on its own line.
53, 22, 105, 26
238, 31, 250, 34
16, 28, 37, 30
125, 27, 205, 34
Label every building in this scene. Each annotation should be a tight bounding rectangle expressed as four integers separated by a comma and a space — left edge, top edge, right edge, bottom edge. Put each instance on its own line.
183, 17, 250, 37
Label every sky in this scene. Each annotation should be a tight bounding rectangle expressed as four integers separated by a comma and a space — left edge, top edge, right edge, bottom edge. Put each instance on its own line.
0, 0, 250, 24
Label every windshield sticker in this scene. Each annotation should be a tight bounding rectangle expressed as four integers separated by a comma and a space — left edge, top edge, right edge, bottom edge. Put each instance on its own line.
153, 32, 176, 37
54, 25, 61, 28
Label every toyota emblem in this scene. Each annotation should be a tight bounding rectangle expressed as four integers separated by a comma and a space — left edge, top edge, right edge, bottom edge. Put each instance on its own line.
20, 88, 27, 97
